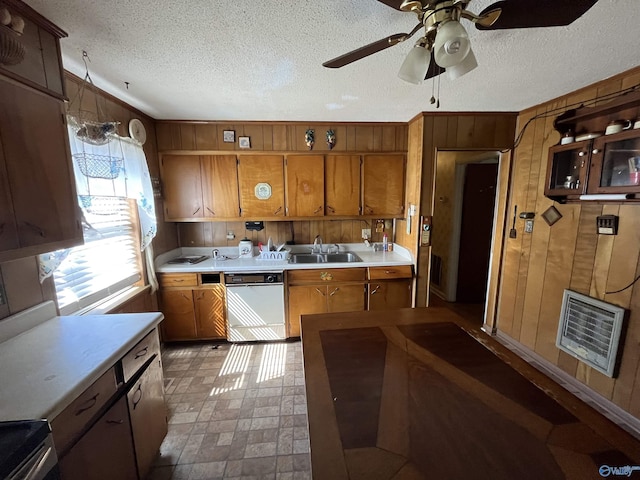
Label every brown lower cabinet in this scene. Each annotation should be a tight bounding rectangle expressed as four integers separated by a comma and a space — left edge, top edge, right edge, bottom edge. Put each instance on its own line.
58, 397, 138, 480
158, 273, 227, 341
54, 328, 167, 480
367, 279, 412, 310
128, 356, 167, 479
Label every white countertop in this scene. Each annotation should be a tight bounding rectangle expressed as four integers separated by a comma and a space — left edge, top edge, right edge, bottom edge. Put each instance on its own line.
155, 243, 414, 273
0, 312, 163, 422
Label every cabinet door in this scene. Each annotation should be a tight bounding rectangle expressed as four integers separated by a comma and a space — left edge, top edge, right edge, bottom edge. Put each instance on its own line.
238, 155, 285, 217
368, 280, 412, 310
0, 140, 18, 251
0, 78, 82, 252
545, 140, 590, 197
161, 155, 203, 220
159, 289, 197, 340
201, 155, 240, 217
194, 286, 227, 339
325, 155, 360, 215
286, 155, 324, 216
362, 154, 405, 216
327, 284, 366, 313
128, 358, 167, 480
58, 397, 137, 480
288, 285, 327, 337
588, 131, 640, 194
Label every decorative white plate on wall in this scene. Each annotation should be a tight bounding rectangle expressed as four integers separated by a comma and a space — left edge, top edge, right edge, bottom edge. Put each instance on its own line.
254, 183, 272, 200
128, 118, 147, 144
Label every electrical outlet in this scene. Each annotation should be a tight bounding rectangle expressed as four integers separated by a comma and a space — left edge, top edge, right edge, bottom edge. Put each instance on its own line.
361, 228, 371, 239
524, 220, 534, 233
226, 231, 235, 240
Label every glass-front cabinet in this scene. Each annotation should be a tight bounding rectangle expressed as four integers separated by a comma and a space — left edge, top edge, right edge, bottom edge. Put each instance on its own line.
588, 129, 640, 193
546, 129, 640, 201
545, 140, 590, 198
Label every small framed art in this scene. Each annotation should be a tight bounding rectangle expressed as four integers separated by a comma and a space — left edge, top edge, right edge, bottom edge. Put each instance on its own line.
223, 130, 235, 143
239, 136, 251, 149
541, 205, 562, 226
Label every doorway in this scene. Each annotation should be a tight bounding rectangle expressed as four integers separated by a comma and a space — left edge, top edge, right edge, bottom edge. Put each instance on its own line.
430, 150, 500, 324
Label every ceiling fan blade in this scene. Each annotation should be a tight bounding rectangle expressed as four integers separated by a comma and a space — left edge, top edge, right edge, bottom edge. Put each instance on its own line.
376, 0, 406, 11
323, 33, 407, 69
475, 0, 599, 30
425, 51, 445, 80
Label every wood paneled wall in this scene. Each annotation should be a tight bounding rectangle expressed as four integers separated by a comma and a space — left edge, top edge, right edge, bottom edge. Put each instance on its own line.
178, 220, 388, 248
0, 74, 174, 319
157, 120, 408, 249
496, 66, 640, 418
156, 122, 407, 153
396, 113, 518, 307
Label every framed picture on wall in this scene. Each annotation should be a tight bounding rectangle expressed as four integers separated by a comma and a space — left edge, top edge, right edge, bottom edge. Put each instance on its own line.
239, 136, 251, 149
223, 130, 235, 143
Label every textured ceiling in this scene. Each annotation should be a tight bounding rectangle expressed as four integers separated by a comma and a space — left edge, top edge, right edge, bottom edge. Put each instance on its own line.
23, 0, 640, 122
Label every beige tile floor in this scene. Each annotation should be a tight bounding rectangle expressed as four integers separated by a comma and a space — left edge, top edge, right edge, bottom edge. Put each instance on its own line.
146, 341, 311, 480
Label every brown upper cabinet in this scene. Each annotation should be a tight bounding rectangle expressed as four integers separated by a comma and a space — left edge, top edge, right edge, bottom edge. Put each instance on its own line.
161, 154, 239, 220
0, 78, 82, 262
0, 3, 82, 262
238, 155, 285, 217
0, 0, 66, 99
325, 155, 361, 216
362, 154, 405, 217
285, 155, 324, 216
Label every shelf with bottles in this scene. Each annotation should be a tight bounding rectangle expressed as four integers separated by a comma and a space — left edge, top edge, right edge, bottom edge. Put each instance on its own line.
588, 129, 640, 194
544, 139, 591, 199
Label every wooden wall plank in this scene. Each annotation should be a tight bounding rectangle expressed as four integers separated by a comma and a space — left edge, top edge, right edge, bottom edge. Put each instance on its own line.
243, 124, 265, 151
569, 204, 602, 294
195, 124, 217, 150
272, 125, 288, 150
381, 126, 397, 151
262, 125, 274, 151
590, 205, 619, 299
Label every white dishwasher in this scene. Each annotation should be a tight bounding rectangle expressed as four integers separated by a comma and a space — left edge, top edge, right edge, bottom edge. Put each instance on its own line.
224, 272, 286, 342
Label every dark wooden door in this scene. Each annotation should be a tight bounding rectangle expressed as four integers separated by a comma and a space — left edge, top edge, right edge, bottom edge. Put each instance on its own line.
456, 163, 498, 303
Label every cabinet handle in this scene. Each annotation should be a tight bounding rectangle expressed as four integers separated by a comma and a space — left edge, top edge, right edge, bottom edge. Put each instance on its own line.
24, 222, 46, 237
329, 287, 340, 296
173, 279, 184, 283
134, 346, 149, 359
592, 149, 601, 154
384, 270, 395, 275
192, 207, 201, 215
106, 419, 124, 425
314, 206, 322, 214
578, 151, 586, 157
206, 207, 215, 215
326, 205, 335, 213
75, 393, 99, 416
364, 204, 374, 214
132, 384, 143, 410
371, 285, 380, 295
181, 293, 190, 300
274, 206, 283, 215
315, 288, 325, 296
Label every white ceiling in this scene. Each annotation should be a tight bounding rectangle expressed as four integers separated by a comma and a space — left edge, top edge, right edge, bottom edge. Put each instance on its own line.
24, 0, 640, 122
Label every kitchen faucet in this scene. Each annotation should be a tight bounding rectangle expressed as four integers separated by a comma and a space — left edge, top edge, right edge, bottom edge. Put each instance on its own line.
328, 243, 340, 254
312, 235, 323, 253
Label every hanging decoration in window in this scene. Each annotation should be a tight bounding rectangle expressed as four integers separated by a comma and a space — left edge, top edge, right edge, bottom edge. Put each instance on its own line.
66, 51, 119, 146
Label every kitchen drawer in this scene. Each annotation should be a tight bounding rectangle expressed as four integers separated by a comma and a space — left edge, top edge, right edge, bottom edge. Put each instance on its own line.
368, 265, 412, 280
51, 366, 117, 454
158, 273, 198, 288
288, 268, 366, 284
121, 329, 160, 383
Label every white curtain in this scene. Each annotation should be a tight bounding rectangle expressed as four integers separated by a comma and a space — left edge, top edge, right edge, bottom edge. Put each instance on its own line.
38, 127, 157, 287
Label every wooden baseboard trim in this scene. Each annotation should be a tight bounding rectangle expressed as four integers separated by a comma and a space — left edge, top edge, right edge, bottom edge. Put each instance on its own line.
495, 330, 640, 440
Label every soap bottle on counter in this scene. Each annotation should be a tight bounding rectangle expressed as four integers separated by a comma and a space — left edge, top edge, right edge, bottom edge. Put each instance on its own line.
382, 233, 389, 252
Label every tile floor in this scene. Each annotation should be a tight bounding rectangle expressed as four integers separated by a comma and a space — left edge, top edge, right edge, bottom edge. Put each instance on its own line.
146, 340, 311, 480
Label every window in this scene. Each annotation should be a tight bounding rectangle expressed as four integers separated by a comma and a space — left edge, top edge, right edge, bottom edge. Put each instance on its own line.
54, 196, 142, 315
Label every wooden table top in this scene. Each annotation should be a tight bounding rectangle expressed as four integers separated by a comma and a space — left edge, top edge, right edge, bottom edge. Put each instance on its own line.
301, 307, 640, 480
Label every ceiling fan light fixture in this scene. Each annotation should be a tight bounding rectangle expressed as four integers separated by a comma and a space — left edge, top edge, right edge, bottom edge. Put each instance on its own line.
433, 19, 470, 68
446, 47, 477, 80
398, 39, 431, 85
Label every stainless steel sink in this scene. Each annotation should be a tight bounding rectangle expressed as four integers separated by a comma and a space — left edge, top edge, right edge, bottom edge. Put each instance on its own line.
289, 252, 362, 264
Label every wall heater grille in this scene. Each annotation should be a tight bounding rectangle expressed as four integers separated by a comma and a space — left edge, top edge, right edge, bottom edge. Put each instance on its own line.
556, 290, 626, 378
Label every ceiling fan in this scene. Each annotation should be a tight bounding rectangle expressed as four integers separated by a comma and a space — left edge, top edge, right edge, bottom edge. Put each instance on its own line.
323, 0, 599, 84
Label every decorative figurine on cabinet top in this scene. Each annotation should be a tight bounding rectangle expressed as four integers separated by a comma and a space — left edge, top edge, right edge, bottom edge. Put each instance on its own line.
326, 129, 336, 150
305, 129, 315, 150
